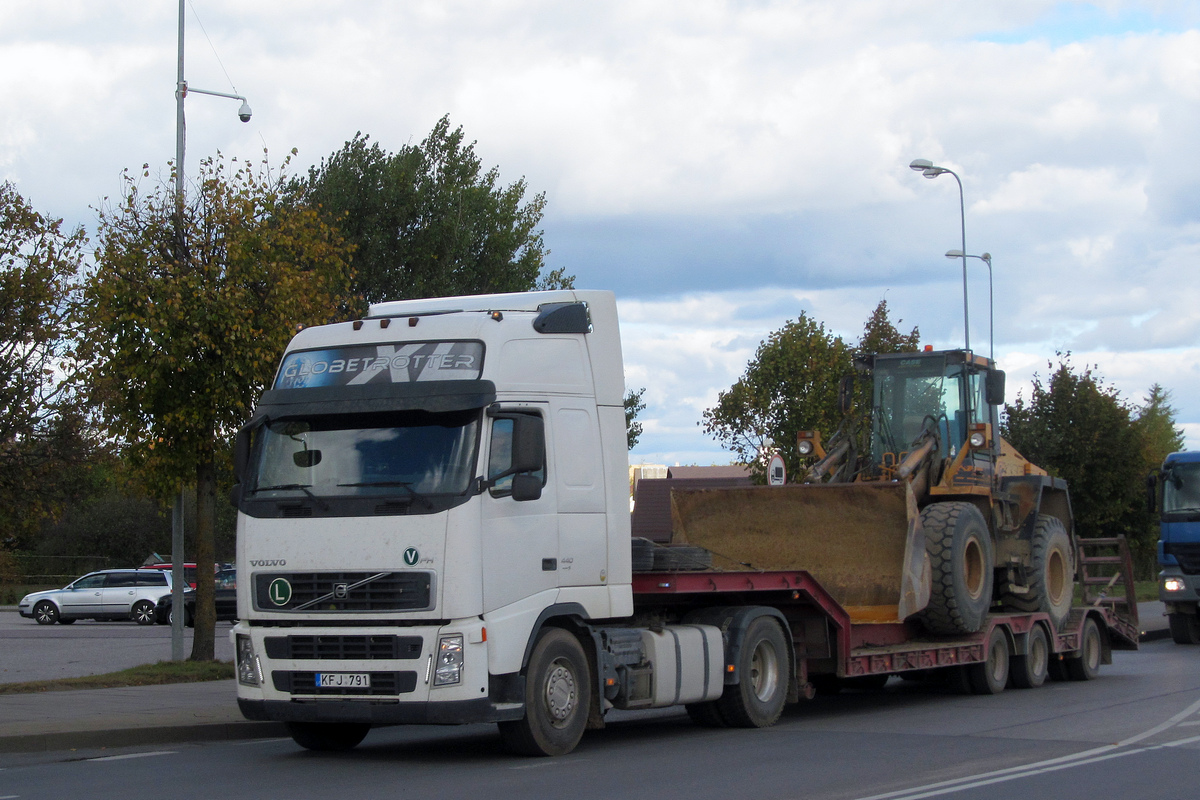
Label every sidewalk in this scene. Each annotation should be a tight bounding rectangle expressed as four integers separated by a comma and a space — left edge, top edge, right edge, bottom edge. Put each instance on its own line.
0, 602, 1175, 754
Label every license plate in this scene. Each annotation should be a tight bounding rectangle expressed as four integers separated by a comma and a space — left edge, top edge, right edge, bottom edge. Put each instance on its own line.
315, 672, 371, 688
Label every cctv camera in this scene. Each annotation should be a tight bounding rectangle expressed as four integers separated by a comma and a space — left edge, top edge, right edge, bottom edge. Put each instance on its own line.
237, 100, 252, 123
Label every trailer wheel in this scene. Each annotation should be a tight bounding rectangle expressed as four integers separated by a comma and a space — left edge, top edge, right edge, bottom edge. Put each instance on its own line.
716, 616, 788, 728
967, 626, 1009, 695
1065, 617, 1102, 681
918, 502, 994, 635
499, 628, 590, 756
1001, 515, 1073, 630
1168, 613, 1200, 645
685, 700, 728, 727
1010, 623, 1049, 689
286, 722, 370, 752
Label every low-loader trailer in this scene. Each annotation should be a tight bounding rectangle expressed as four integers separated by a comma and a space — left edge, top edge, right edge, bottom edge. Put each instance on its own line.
230, 290, 1139, 755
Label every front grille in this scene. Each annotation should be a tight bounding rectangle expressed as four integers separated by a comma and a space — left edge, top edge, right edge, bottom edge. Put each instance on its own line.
254, 571, 433, 612
1166, 542, 1200, 574
273, 671, 418, 696
264, 635, 423, 660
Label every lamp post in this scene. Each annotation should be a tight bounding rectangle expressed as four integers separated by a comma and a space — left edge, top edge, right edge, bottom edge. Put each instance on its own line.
946, 250, 993, 362
910, 159, 969, 353
171, 0, 251, 661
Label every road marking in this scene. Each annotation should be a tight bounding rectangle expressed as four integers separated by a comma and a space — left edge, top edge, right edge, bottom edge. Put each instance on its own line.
87, 750, 177, 762
854, 695, 1200, 800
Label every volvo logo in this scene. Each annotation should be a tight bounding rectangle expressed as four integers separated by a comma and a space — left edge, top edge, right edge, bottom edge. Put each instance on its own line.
250, 559, 286, 567
334, 583, 349, 599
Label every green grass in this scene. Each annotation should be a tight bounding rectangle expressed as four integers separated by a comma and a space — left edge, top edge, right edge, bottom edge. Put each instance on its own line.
0, 660, 234, 695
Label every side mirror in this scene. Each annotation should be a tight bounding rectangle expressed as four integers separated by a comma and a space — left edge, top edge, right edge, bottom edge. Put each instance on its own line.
510, 415, 545, 474
233, 422, 256, 483
985, 369, 1006, 406
838, 375, 854, 415
293, 449, 322, 468
229, 483, 243, 508
511, 473, 543, 502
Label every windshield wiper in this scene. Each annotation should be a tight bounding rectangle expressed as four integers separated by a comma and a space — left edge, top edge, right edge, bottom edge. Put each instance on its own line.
252, 483, 329, 510
337, 481, 433, 508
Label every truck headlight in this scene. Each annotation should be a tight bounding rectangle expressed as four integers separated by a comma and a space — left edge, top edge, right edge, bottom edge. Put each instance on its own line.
237, 634, 263, 687
1164, 577, 1186, 593
797, 440, 814, 456
433, 634, 464, 686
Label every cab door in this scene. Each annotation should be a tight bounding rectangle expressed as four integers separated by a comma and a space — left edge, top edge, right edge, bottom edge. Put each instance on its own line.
480, 405, 558, 612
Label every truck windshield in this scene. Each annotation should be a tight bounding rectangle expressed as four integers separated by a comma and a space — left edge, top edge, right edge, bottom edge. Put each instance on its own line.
871, 356, 966, 466
249, 409, 480, 500
1164, 462, 1200, 514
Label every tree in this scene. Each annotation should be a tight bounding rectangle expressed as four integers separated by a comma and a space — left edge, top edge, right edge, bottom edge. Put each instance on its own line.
625, 387, 647, 450
302, 117, 573, 306
703, 314, 851, 481
79, 151, 354, 659
0, 182, 90, 550
702, 301, 919, 482
1135, 383, 1185, 469
1001, 355, 1152, 565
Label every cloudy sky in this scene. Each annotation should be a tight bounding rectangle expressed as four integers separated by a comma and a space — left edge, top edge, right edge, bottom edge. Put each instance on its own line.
3, 1, 1199, 466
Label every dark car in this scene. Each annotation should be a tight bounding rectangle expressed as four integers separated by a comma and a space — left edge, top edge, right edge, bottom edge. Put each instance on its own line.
155, 569, 238, 626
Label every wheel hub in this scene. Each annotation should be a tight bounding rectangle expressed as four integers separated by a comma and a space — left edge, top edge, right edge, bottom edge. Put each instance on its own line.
544, 660, 576, 724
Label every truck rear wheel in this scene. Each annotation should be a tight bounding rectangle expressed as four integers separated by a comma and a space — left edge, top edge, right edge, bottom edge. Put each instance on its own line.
716, 616, 788, 728
1168, 613, 1200, 645
286, 722, 370, 751
499, 627, 590, 756
967, 626, 1009, 695
1001, 515, 1073, 630
1010, 623, 1049, 689
918, 502, 994, 635
1065, 617, 1102, 681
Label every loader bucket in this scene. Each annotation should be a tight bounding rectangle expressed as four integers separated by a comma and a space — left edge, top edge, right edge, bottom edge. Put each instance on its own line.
671, 483, 931, 624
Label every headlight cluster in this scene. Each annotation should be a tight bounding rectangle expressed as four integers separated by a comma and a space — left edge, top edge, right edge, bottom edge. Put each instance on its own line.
237, 634, 263, 687
433, 634, 464, 686
1164, 577, 1187, 593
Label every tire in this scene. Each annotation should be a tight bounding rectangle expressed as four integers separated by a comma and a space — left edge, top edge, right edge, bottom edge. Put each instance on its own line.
1001, 515, 1074, 630
631, 538, 656, 572
34, 601, 59, 625
132, 600, 157, 626
652, 546, 713, 571
58, 617, 76, 625
1065, 617, 1102, 681
918, 502, 994, 635
685, 700, 728, 727
716, 616, 788, 728
1168, 613, 1200, 645
499, 628, 590, 756
967, 626, 1009, 695
1010, 624, 1049, 689
168, 608, 195, 628
286, 722, 370, 752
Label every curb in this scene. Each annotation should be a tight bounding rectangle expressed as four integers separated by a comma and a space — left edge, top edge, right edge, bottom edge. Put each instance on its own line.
0, 720, 288, 754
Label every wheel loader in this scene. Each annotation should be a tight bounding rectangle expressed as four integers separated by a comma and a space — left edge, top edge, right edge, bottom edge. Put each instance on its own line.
670, 348, 1076, 635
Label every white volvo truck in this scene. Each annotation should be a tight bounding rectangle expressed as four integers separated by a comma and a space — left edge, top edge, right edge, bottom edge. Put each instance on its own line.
231, 289, 1137, 756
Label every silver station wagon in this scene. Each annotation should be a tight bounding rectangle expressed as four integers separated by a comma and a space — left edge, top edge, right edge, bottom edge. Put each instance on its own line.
18, 569, 178, 625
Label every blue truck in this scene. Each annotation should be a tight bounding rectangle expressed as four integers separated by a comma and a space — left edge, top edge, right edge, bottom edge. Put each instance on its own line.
1151, 451, 1200, 644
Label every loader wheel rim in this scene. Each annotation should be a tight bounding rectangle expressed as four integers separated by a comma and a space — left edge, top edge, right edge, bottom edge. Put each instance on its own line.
1047, 548, 1067, 606
964, 537, 985, 600
749, 640, 781, 702
543, 659, 577, 726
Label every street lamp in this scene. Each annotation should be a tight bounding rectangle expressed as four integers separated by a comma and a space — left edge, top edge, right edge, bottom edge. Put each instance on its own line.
170, 0, 251, 661
946, 250, 993, 362
910, 158, 969, 353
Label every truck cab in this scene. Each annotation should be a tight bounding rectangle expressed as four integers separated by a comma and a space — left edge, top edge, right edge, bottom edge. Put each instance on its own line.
230, 291, 633, 739
1153, 451, 1200, 643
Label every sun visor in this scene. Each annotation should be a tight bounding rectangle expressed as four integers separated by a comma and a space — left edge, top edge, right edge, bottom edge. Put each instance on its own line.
251, 379, 497, 421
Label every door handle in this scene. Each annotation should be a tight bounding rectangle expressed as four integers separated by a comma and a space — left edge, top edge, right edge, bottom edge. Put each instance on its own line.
542, 558, 557, 571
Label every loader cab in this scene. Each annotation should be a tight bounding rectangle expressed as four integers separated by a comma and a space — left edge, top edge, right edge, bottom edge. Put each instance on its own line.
869, 350, 1000, 473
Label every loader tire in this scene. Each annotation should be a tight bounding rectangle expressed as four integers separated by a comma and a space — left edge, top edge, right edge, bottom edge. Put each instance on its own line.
917, 502, 994, 636
1000, 515, 1074, 630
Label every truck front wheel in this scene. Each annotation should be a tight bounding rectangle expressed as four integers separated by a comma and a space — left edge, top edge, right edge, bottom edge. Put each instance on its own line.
1168, 613, 1200, 645
716, 616, 788, 728
499, 627, 590, 757
286, 722, 370, 751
